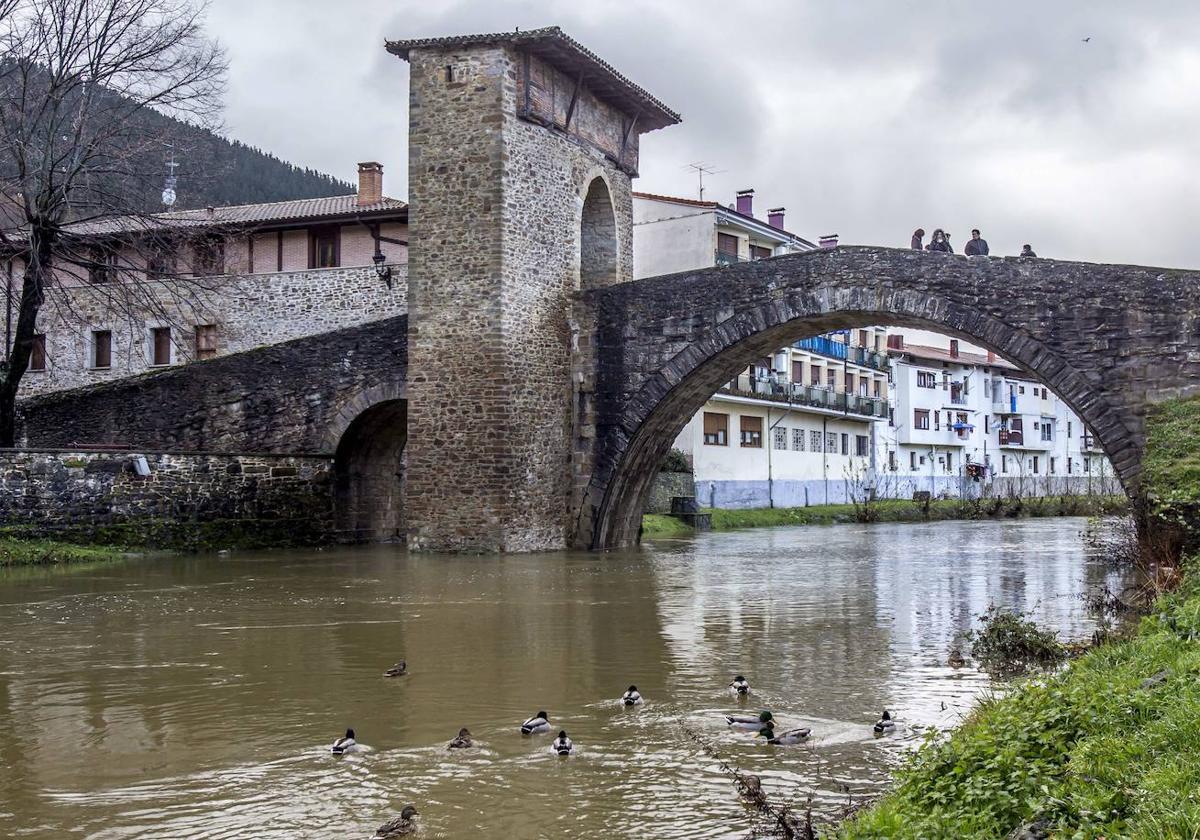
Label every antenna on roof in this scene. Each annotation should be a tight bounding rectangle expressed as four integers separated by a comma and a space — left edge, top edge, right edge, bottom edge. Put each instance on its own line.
161, 143, 178, 208
684, 162, 724, 201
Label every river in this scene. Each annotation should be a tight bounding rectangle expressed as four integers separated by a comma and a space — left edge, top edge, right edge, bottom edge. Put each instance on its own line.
0, 517, 1127, 839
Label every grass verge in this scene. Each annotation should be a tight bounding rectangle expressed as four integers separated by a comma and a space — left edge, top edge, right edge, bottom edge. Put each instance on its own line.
0, 536, 130, 567
839, 556, 1200, 839
640, 514, 696, 538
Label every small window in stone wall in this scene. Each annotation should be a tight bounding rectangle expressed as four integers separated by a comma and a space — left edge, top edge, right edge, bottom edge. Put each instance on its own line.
92, 330, 112, 369
150, 327, 171, 366
29, 334, 46, 371
195, 324, 218, 360
773, 427, 787, 450
792, 428, 805, 451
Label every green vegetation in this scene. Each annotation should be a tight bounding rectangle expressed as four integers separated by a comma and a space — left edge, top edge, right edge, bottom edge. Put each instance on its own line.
966, 606, 1067, 675
1142, 395, 1200, 511
642, 496, 1128, 538
840, 557, 1200, 839
641, 514, 696, 538
658, 448, 693, 473
0, 536, 129, 567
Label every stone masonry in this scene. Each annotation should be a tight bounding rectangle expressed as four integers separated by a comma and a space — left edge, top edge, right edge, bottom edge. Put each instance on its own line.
573, 246, 1200, 548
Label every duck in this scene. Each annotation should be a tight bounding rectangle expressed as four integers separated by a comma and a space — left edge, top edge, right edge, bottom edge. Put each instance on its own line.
738, 774, 768, 807
621, 685, 644, 706
383, 660, 407, 678
551, 730, 574, 756
873, 710, 896, 733
947, 648, 966, 668
330, 728, 357, 755
730, 675, 750, 696
373, 805, 418, 838
766, 726, 812, 745
520, 711, 551, 735
447, 727, 473, 749
725, 710, 773, 731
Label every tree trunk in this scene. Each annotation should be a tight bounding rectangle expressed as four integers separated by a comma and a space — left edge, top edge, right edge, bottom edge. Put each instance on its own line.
0, 230, 52, 447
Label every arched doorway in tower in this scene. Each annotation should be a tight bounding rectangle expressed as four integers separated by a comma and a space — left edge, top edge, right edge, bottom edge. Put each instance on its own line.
580, 176, 618, 290
333, 399, 407, 542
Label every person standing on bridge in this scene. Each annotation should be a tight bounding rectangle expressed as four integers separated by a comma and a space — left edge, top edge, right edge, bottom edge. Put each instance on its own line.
964, 229, 990, 256
1020, 244, 1038, 257
926, 229, 951, 252
911, 228, 925, 250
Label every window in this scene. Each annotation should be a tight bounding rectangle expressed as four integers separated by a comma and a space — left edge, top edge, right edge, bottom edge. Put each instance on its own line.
194, 236, 225, 275
945, 452, 953, 472
889, 407, 895, 427
791, 360, 804, 383
826, 369, 836, 389
914, 409, 930, 430
917, 370, 937, 388
858, 329, 869, 347
1084, 457, 1091, 473
749, 244, 771, 261
740, 416, 762, 448
195, 324, 218, 360
859, 379, 868, 396
1041, 423, 1053, 442
29, 334, 46, 371
717, 232, 738, 257
92, 330, 112, 369
888, 450, 897, 470
309, 225, 341, 268
1067, 457, 1074, 474
826, 432, 837, 453
810, 430, 822, 451
792, 428, 805, 451
840, 433, 849, 455
1049, 457, 1057, 474
810, 364, 822, 386
1018, 385, 1025, 395
855, 435, 869, 457
934, 411, 940, 431
909, 451, 917, 470
985, 415, 990, 433
919, 455, 926, 465
88, 245, 119, 284
1067, 421, 1073, 438
845, 372, 854, 393
1032, 456, 1040, 474
1002, 455, 1008, 473
147, 242, 178, 280
150, 327, 171, 366
703, 412, 728, 446
773, 427, 787, 450
874, 333, 883, 352
873, 379, 881, 397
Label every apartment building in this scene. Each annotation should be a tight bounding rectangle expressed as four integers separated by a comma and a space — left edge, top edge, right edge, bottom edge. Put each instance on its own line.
633, 190, 891, 507
879, 332, 1119, 499
2, 162, 408, 395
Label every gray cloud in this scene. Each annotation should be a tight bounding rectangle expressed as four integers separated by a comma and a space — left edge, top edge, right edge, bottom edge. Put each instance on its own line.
208, 0, 1200, 267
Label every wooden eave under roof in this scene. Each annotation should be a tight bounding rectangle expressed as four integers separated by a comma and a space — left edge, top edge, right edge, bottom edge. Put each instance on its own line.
385, 26, 681, 132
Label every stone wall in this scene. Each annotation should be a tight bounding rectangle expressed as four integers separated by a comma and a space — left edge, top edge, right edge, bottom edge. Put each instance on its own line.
26, 263, 407, 395
404, 41, 637, 552
645, 471, 695, 514
0, 449, 334, 548
18, 315, 408, 454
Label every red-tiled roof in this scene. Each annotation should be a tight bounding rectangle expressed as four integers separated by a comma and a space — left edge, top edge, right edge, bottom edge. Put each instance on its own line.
631, 191, 717, 209
386, 26, 680, 131
893, 342, 1019, 371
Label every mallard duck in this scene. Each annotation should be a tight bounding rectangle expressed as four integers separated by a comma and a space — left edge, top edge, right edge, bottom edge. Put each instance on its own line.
520, 711, 551, 735
730, 675, 750, 695
330, 728, 357, 755
947, 648, 966, 668
552, 730, 574, 756
767, 726, 812, 745
873, 710, 896, 733
726, 710, 773, 731
447, 727, 473, 749
373, 805, 418, 838
383, 660, 407, 678
621, 685, 643, 706
738, 774, 768, 806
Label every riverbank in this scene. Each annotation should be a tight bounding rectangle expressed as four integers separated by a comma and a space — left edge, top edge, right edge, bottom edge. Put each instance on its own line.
840, 555, 1200, 839
0, 536, 130, 567
642, 495, 1128, 537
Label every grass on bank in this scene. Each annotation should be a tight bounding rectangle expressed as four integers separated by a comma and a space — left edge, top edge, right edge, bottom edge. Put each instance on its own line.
0, 536, 129, 566
839, 557, 1200, 840
642, 496, 1127, 537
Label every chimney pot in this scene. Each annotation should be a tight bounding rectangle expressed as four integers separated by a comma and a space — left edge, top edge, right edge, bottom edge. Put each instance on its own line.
767, 207, 785, 229
987, 350, 997, 363
735, 189, 754, 217
357, 161, 384, 206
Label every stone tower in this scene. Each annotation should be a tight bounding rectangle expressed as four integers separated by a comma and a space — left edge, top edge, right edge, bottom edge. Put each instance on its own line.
387, 28, 679, 552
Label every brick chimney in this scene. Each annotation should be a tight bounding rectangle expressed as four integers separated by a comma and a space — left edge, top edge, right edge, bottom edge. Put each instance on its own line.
357, 161, 384, 206
949, 339, 959, 358
987, 350, 997, 363
767, 207, 785, 229
735, 189, 754, 216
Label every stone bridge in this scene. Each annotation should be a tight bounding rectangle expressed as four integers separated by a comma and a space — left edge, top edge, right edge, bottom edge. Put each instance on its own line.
572, 247, 1200, 548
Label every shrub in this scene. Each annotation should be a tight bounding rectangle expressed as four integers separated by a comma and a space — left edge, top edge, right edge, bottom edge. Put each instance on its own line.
967, 606, 1066, 675
658, 448, 692, 474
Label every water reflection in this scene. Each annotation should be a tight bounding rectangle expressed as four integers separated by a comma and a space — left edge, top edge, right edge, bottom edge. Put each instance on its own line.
0, 518, 1126, 838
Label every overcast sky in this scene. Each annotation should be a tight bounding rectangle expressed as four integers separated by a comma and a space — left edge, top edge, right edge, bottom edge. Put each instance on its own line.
207, 1, 1200, 268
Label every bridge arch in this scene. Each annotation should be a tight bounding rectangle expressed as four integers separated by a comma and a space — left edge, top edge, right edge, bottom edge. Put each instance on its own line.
331, 391, 407, 542
575, 247, 1189, 550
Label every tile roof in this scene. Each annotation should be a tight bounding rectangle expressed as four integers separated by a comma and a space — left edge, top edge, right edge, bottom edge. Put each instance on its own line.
893, 342, 1019, 371
59, 194, 407, 238
633, 191, 816, 248
386, 26, 680, 132
632, 191, 717, 209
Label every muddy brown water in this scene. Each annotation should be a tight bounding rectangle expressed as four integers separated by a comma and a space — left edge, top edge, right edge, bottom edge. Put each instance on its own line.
0, 517, 1126, 838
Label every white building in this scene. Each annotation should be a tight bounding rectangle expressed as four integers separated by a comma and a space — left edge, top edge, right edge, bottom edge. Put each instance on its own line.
634, 190, 891, 507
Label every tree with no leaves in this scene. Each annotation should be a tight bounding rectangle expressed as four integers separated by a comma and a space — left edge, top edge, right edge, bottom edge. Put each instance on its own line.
0, 0, 227, 445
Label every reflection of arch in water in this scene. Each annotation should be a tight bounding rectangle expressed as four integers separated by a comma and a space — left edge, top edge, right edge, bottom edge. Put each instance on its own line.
332, 398, 407, 542
579, 175, 618, 291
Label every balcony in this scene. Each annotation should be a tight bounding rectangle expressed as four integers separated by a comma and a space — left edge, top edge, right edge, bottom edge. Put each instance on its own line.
847, 345, 890, 371
794, 335, 846, 360
715, 249, 742, 266
998, 429, 1024, 446
722, 377, 889, 419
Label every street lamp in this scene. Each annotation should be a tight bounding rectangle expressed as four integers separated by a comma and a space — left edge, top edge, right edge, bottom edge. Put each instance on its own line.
372, 252, 392, 288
